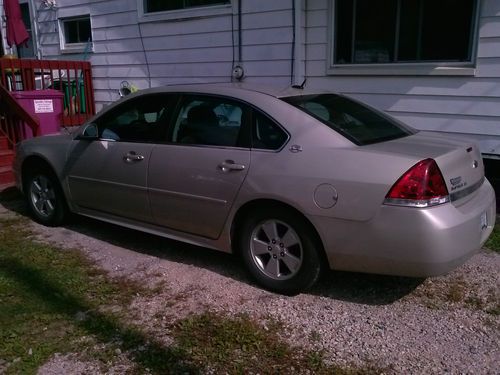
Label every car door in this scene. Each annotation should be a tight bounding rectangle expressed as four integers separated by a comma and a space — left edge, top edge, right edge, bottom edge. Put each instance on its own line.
67, 94, 172, 222
148, 94, 251, 239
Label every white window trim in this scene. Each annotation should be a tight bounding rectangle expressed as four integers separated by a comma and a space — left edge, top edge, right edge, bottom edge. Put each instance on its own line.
137, 0, 233, 23
326, 0, 481, 76
58, 15, 93, 54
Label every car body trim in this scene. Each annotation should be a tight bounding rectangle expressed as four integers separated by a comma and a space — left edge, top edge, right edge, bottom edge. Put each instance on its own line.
68, 175, 148, 191
450, 176, 485, 202
148, 187, 228, 205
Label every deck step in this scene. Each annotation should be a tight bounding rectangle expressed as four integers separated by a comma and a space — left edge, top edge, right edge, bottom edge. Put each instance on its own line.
0, 166, 14, 185
0, 137, 9, 150
0, 150, 14, 167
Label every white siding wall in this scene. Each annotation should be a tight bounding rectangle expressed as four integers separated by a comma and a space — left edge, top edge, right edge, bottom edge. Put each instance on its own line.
305, 0, 500, 154
34, 0, 295, 110
3, 0, 499, 154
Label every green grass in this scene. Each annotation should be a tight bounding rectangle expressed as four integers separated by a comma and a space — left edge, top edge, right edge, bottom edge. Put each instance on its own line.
0, 215, 386, 374
0, 217, 193, 374
171, 312, 384, 374
485, 222, 500, 253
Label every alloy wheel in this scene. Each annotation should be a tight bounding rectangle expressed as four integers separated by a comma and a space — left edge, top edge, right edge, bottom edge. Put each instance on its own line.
249, 219, 304, 281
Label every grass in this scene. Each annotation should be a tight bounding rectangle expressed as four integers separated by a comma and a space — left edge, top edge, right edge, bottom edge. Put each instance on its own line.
0, 216, 194, 374
171, 312, 383, 374
485, 222, 500, 253
0, 215, 386, 374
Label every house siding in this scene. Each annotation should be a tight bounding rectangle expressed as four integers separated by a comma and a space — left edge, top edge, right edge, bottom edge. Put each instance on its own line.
1, 0, 499, 155
305, 0, 500, 154
28, 0, 296, 109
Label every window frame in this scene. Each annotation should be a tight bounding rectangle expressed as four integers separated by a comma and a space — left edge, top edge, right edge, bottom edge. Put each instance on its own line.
58, 15, 93, 54
94, 93, 174, 144
167, 93, 252, 149
250, 109, 290, 152
327, 0, 481, 76
138, 0, 233, 23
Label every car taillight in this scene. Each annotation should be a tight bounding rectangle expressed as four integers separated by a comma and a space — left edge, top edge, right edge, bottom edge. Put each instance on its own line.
384, 158, 450, 208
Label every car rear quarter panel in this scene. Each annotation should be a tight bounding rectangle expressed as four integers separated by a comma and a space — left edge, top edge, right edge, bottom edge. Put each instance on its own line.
239, 141, 420, 223
313, 179, 496, 276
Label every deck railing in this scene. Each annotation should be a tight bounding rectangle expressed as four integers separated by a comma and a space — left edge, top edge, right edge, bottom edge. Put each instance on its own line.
0, 58, 95, 128
0, 82, 40, 148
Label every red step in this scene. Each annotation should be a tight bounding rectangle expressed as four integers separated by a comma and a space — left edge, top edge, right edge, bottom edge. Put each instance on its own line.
0, 137, 15, 186
0, 150, 14, 167
0, 166, 14, 185
0, 137, 8, 150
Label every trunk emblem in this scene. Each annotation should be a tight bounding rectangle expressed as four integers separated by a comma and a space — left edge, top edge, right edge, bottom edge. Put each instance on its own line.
450, 177, 462, 186
472, 160, 478, 169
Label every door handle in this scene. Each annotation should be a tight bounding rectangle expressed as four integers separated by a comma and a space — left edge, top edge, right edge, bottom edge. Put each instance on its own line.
124, 151, 145, 163
219, 160, 245, 172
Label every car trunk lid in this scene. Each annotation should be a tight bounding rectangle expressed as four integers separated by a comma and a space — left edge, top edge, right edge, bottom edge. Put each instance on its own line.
366, 131, 485, 206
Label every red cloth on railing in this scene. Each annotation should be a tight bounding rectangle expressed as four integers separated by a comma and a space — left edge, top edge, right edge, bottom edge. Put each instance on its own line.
3, 0, 29, 47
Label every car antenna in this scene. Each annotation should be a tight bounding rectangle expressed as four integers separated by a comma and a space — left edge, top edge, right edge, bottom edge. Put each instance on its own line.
292, 78, 307, 89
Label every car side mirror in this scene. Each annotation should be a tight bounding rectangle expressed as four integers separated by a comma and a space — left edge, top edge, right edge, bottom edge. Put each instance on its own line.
77, 123, 99, 140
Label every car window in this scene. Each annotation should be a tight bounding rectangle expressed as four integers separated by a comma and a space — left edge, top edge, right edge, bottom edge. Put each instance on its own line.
252, 111, 288, 150
282, 94, 414, 145
170, 96, 245, 147
95, 95, 171, 143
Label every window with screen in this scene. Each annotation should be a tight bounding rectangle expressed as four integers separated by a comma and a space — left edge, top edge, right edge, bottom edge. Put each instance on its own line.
334, 0, 477, 65
144, 0, 230, 13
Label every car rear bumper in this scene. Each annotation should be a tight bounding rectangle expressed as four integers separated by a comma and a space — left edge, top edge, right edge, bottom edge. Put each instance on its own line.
313, 178, 496, 277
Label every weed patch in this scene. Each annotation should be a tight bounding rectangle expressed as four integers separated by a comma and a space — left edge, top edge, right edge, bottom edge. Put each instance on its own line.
485, 222, 500, 253
0, 217, 194, 374
170, 311, 385, 374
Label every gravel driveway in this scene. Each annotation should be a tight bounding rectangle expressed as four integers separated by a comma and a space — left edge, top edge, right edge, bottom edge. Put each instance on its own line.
1, 189, 499, 374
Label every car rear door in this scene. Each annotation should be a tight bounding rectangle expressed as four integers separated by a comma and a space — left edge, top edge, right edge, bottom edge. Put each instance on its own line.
148, 94, 251, 239
67, 94, 173, 222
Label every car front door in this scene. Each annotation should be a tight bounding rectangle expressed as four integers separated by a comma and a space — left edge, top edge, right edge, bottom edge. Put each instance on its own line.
148, 94, 251, 239
67, 94, 172, 222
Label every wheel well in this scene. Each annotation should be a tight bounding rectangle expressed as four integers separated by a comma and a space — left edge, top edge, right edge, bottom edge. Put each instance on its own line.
231, 199, 329, 268
21, 156, 58, 191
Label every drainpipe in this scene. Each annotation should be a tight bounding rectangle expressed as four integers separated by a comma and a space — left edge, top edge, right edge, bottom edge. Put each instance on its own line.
232, 0, 244, 80
238, 0, 242, 63
29, 0, 43, 59
292, 0, 305, 86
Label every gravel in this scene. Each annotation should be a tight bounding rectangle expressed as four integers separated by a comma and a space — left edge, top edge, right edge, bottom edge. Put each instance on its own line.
1, 191, 499, 374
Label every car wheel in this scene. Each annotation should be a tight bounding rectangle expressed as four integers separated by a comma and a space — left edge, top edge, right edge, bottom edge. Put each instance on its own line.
239, 208, 322, 295
25, 169, 67, 226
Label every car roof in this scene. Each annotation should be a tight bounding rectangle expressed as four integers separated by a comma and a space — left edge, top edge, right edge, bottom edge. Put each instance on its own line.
134, 82, 330, 100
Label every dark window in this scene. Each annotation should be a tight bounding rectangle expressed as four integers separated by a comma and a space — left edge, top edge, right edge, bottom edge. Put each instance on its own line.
282, 94, 414, 145
96, 95, 171, 143
252, 111, 288, 150
334, 0, 476, 64
171, 96, 245, 147
145, 0, 230, 13
63, 17, 92, 45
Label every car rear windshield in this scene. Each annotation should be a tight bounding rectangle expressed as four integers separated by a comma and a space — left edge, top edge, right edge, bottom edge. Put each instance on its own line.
282, 94, 414, 145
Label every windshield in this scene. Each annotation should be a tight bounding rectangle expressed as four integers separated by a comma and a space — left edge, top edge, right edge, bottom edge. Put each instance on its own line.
282, 94, 415, 145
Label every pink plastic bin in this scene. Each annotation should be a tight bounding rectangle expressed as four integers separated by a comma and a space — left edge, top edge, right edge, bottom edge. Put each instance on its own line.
11, 89, 64, 139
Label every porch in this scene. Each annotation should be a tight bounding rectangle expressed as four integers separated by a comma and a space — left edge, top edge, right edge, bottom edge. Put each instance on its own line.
0, 57, 95, 187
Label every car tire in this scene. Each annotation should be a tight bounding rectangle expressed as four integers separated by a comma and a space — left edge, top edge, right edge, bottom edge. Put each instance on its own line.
25, 168, 67, 227
239, 208, 323, 295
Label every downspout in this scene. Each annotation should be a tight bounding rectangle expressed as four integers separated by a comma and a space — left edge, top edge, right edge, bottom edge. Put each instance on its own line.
292, 0, 305, 86
231, 0, 244, 80
29, 0, 42, 59
238, 0, 242, 63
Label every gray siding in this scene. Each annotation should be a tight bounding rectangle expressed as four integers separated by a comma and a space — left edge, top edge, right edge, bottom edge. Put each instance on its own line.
2, 0, 499, 155
33, 0, 296, 109
305, 0, 500, 152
